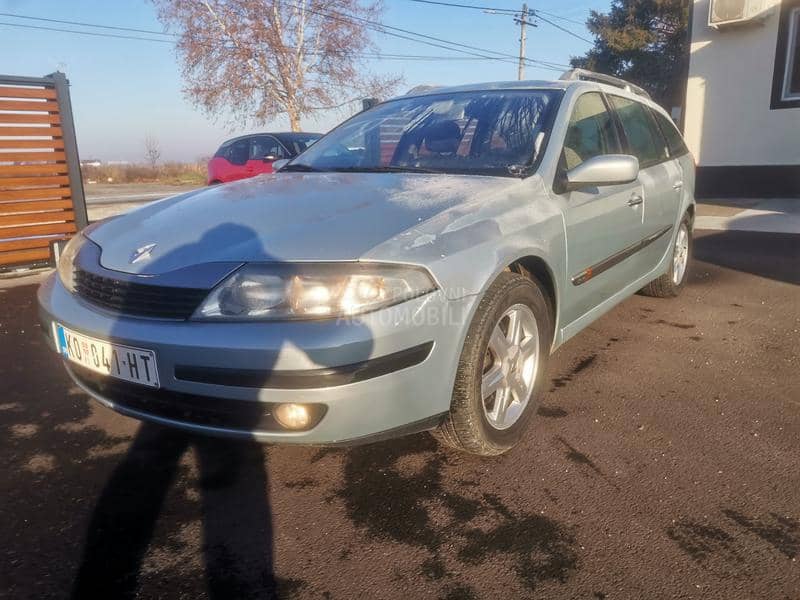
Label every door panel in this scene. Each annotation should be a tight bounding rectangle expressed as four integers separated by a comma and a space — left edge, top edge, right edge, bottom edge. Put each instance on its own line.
557, 92, 650, 326
246, 136, 286, 178
608, 95, 680, 271
561, 180, 648, 324
640, 160, 682, 264
225, 138, 252, 182
243, 158, 273, 177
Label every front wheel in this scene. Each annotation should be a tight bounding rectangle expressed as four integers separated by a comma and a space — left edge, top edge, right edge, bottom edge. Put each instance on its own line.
640, 215, 692, 298
436, 271, 553, 456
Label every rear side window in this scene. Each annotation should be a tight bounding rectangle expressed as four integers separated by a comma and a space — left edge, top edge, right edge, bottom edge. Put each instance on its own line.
608, 96, 668, 166
227, 138, 250, 166
650, 109, 689, 157
561, 92, 620, 171
250, 136, 286, 160
277, 134, 322, 156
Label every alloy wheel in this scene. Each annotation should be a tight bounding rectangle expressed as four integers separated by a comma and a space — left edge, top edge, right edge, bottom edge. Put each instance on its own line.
481, 303, 540, 430
672, 223, 689, 285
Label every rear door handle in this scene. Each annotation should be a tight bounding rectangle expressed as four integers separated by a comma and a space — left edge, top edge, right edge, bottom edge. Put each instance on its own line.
672, 181, 684, 191
627, 194, 643, 207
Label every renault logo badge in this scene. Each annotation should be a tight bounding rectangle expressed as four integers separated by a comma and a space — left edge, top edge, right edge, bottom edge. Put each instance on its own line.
129, 243, 157, 264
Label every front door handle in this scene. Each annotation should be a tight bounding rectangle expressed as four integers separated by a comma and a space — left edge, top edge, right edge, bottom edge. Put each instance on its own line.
672, 181, 684, 191
627, 194, 643, 207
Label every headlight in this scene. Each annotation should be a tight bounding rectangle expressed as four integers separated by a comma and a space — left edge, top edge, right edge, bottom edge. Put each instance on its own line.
57, 233, 88, 293
193, 262, 437, 321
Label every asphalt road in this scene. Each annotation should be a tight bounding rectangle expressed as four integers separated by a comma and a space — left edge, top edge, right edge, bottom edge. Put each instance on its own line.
85, 183, 200, 205
1, 230, 798, 599
84, 183, 202, 222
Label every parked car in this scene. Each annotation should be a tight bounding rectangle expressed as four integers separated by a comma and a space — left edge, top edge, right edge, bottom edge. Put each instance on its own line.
39, 70, 695, 455
207, 132, 322, 184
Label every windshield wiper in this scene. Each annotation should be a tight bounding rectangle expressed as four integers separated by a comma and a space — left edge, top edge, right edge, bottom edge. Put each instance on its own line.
281, 163, 319, 172
507, 164, 534, 177
330, 165, 439, 174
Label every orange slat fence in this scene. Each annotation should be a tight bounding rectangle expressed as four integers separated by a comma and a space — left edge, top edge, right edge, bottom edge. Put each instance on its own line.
0, 72, 87, 270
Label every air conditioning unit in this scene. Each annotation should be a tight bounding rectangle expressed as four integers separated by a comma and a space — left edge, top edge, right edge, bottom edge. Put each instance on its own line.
708, 0, 768, 28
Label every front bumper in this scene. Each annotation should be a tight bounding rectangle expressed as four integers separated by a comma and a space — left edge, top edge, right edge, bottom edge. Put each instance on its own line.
37, 273, 477, 444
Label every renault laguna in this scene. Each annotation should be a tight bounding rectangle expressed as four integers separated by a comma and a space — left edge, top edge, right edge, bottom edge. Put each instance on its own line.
39, 70, 695, 455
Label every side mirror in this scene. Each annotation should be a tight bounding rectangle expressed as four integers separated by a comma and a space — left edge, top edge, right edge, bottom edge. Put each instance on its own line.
263, 154, 278, 162
564, 154, 639, 191
272, 158, 289, 172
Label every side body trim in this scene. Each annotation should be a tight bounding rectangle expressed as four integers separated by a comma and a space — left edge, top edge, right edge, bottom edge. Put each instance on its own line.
571, 225, 672, 286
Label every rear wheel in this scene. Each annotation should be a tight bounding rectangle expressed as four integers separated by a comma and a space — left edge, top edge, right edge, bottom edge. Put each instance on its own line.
640, 215, 692, 298
436, 271, 552, 456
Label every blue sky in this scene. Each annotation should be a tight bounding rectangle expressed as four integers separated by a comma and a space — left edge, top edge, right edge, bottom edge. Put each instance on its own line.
0, 0, 601, 162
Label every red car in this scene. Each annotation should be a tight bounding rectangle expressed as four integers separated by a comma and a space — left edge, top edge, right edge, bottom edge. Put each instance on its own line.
207, 132, 322, 184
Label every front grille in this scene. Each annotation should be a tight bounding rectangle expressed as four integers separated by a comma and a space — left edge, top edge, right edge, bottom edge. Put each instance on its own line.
74, 268, 209, 319
70, 364, 326, 432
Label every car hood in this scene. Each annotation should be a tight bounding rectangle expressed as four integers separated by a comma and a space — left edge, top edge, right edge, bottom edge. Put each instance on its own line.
87, 172, 521, 275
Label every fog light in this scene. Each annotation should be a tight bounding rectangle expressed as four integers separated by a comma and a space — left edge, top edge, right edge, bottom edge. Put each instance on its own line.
274, 403, 311, 430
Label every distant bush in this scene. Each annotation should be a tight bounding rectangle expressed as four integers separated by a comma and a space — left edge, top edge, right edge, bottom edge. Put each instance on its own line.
82, 161, 207, 185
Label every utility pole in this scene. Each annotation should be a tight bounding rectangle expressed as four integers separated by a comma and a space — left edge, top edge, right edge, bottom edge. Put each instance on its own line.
517, 3, 528, 80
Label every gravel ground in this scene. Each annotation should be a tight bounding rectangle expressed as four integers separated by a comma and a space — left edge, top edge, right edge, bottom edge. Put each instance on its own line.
1, 230, 798, 599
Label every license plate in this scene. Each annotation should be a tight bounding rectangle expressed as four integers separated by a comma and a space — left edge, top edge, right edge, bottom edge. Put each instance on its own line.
54, 324, 160, 388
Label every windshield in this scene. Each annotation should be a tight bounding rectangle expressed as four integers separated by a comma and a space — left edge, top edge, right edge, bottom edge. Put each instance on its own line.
287, 89, 560, 177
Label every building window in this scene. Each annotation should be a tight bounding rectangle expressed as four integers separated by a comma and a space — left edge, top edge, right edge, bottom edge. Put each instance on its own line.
784, 9, 800, 99
771, 1, 800, 109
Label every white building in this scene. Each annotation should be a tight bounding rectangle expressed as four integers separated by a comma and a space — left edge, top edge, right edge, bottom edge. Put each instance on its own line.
684, 0, 800, 197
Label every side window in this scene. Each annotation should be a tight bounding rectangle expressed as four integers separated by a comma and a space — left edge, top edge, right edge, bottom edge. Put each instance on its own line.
608, 96, 669, 166
651, 109, 688, 158
561, 92, 620, 171
214, 143, 230, 159
782, 7, 800, 99
228, 138, 250, 166
250, 136, 286, 160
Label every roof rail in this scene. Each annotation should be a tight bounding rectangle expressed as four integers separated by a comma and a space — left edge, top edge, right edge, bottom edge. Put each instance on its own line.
559, 68, 651, 100
404, 84, 443, 96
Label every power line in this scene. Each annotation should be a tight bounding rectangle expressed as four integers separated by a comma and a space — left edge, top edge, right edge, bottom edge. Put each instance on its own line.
532, 12, 592, 44
0, 11, 177, 37
534, 9, 587, 26
404, 0, 588, 26
515, 15, 592, 45
403, 1, 590, 42
0, 8, 570, 72
404, 0, 516, 13
0, 20, 177, 43
284, 1, 567, 69
0, 18, 560, 65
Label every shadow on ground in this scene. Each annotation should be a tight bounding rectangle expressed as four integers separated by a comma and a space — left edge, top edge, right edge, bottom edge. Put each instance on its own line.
694, 229, 799, 285
335, 435, 578, 596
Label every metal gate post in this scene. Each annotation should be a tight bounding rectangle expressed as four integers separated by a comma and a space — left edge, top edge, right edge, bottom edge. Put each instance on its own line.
49, 71, 88, 229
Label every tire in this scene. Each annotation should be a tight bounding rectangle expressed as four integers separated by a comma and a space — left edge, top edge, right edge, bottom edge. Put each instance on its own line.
640, 214, 692, 298
436, 271, 553, 456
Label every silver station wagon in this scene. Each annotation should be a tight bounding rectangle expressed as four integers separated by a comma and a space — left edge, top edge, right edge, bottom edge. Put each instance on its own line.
38, 70, 695, 455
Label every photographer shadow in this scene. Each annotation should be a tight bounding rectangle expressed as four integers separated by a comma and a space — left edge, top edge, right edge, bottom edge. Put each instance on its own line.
71, 222, 373, 598
72, 425, 274, 599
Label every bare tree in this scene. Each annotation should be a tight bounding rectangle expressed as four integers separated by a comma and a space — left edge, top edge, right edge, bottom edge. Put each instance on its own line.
153, 0, 401, 130
144, 135, 162, 170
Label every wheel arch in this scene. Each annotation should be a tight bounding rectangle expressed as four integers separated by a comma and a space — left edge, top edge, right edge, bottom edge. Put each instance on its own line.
685, 202, 695, 228
506, 254, 560, 352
